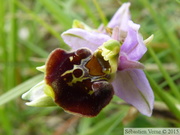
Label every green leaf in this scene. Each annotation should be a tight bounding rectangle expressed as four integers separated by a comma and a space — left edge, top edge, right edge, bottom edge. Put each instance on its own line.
0, 75, 43, 106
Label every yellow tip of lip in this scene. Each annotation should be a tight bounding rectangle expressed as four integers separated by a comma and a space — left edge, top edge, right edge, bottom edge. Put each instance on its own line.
44, 84, 55, 99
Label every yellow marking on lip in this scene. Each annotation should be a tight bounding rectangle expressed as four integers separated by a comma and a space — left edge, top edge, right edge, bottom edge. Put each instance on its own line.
88, 90, 94, 95
68, 74, 89, 86
69, 56, 73, 61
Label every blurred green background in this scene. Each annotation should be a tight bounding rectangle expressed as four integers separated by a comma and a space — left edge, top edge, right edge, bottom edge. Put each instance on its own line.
0, 0, 180, 135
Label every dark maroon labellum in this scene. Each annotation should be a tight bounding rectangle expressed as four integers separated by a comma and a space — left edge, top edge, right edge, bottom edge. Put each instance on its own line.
45, 48, 114, 117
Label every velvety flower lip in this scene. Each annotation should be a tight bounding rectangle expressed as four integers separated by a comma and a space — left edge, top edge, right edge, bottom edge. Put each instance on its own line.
23, 41, 120, 117
44, 47, 116, 117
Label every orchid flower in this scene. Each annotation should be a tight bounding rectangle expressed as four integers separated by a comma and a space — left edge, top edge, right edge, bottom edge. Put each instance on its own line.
22, 2, 154, 117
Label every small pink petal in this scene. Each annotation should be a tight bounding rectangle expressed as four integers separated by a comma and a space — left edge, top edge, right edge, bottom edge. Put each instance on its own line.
118, 53, 145, 71
112, 69, 154, 116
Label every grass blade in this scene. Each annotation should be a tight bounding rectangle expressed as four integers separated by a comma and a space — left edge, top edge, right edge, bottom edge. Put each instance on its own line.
146, 71, 180, 120
93, 0, 108, 26
21, 40, 49, 58
140, 0, 180, 68
0, 108, 12, 135
0, 74, 43, 106
148, 46, 180, 100
6, 0, 18, 90
0, 0, 7, 90
77, 0, 99, 27
38, 0, 72, 29
14, 0, 70, 50
78, 107, 128, 135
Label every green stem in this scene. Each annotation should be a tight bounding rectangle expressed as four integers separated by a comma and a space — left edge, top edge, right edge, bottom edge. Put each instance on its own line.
7, 0, 17, 90
0, 107, 12, 135
0, 0, 7, 90
140, 0, 180, 68
160, 73, 180, 89
77, 0, 99, 27
146, 71, 180, 120
93, 0, 108, 26
148, 46, 180, 100
38, 0, 72, 29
